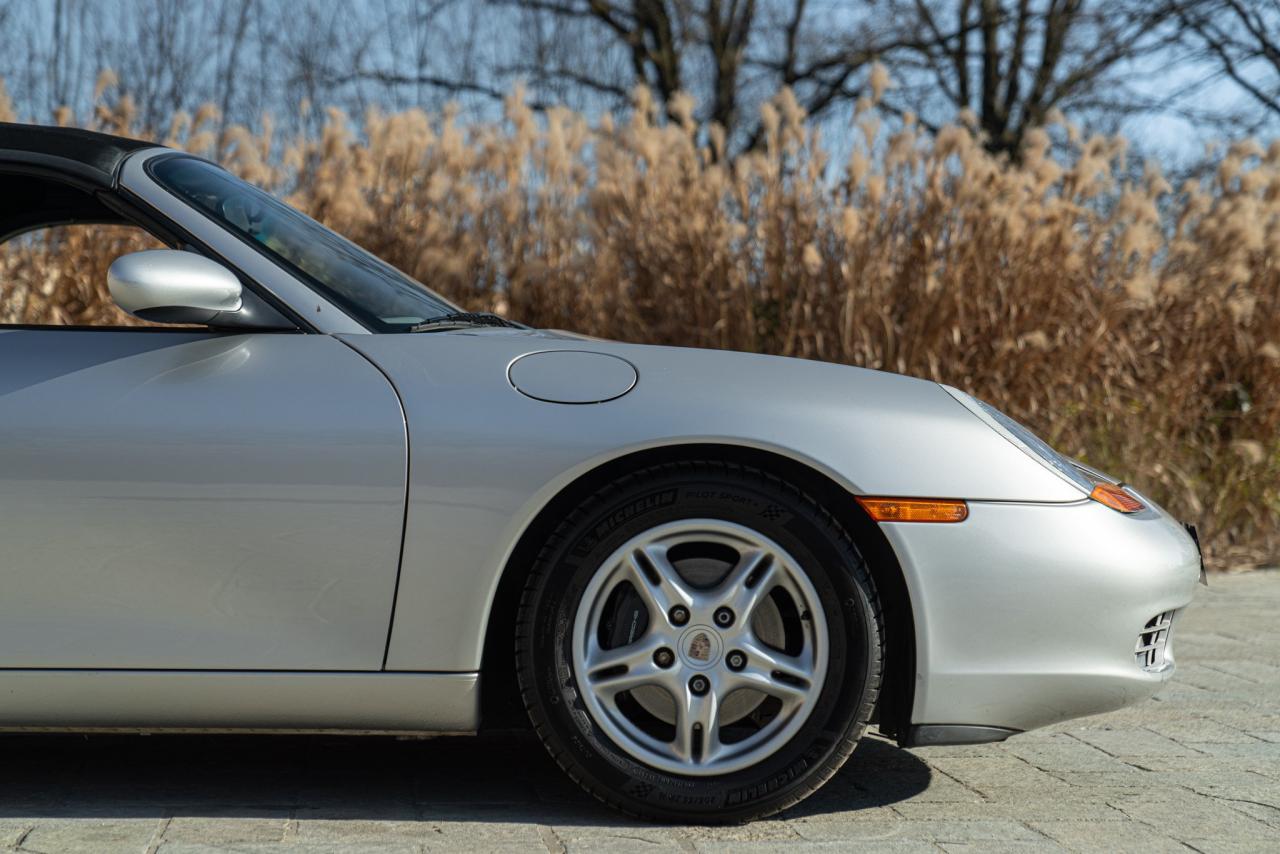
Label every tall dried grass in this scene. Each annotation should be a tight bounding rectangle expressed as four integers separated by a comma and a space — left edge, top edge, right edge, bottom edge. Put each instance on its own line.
2, 77, 1277, 566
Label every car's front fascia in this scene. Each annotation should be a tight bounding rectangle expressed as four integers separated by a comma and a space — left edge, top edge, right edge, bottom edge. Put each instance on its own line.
884, 483, 1201, 745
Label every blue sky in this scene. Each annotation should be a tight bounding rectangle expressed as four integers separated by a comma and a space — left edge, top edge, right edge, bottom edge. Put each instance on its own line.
0, 0, 1270, 169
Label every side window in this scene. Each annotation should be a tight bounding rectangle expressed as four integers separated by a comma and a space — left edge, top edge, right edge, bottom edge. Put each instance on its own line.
0, 224, 169, 327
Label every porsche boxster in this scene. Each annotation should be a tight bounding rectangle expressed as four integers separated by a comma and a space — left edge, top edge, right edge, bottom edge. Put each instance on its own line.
0, 123, 1203, 822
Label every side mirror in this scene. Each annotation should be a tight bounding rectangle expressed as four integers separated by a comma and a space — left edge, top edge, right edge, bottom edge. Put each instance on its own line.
108, 249, 243, 325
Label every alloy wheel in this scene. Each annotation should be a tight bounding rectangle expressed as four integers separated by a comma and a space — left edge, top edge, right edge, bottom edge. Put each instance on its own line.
571, 518, 829, 776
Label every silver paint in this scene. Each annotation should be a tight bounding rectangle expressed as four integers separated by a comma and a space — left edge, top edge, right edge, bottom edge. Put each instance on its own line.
343, 330, 1197, 736
338, 331, 1083, 674
0, 671, 476, 732
882, 497, 1200, 731
507, 349, 638, 403
0, 330, 405, 670
108, 249, 243, 316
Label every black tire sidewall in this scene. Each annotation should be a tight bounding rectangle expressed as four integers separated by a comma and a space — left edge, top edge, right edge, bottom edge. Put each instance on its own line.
519, 465, 880, 822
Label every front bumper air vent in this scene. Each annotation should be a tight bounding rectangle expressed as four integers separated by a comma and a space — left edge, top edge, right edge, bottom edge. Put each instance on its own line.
1136, 611, 1175, 672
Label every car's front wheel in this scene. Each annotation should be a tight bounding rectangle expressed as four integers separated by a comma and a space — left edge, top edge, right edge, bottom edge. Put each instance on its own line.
515, 461, 883, 822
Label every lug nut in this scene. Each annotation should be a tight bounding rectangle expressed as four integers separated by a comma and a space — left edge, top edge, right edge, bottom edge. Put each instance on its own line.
654, 647, 675, 669
669, 605, 690, 626
726, 650, 746, 671
689, 675, 710, 696
714, 606, 735, 627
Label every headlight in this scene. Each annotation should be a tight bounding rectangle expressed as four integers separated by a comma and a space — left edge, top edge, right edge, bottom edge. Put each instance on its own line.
972, 399, 1096, 493
942, 387, 1094, 494
944, 387, 1148, 513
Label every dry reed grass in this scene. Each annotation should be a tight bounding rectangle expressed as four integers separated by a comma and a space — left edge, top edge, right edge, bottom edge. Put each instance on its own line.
1, 75, 1276, 566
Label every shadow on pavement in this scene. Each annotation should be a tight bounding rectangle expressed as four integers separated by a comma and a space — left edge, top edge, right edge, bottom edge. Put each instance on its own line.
0, 729, 930, 825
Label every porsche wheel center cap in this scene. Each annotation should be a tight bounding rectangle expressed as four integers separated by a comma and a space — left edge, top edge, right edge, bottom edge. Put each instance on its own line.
678, 625, 723, 670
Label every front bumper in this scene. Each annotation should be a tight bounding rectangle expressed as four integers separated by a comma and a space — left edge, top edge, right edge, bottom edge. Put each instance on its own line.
881, 496, 1201, 741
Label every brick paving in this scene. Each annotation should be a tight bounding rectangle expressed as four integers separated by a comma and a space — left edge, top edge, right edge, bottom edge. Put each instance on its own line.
1, 569, 1277, 853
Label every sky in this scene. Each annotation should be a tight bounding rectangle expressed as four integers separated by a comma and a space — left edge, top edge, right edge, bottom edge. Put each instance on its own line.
0, 0, 1271, 171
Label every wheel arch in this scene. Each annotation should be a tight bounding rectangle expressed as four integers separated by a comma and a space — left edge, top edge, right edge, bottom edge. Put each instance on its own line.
479, 442, 917, 744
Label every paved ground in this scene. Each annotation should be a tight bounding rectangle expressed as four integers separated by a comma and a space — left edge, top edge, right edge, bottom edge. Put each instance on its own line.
1, 571, 1277, 854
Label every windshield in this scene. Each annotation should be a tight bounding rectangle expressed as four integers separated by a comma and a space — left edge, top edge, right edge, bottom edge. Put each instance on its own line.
149, 156, 457, 331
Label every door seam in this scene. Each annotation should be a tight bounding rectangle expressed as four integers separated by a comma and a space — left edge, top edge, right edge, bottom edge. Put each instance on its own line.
333, 334, 412, 671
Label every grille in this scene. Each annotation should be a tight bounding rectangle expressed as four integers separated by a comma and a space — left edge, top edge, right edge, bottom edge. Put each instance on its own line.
1136, 611, 1175, 671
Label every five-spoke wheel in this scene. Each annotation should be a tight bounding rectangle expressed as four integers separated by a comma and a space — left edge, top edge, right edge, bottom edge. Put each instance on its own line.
572, 519, 828, 775
516, 461, 882, 823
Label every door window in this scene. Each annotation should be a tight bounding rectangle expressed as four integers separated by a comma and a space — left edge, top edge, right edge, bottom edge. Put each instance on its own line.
1, 223, 172, 327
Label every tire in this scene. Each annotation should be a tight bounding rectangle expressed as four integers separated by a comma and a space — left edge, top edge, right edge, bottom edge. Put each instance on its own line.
515, 460, 883, 823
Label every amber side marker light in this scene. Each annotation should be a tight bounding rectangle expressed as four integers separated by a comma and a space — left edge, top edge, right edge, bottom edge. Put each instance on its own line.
856, 497, 969, 523
1090, 482, 1144, 513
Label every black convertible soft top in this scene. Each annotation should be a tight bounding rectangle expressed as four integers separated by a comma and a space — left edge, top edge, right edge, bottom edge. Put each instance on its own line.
0, 122, 154, 189
0, 123, 158, 242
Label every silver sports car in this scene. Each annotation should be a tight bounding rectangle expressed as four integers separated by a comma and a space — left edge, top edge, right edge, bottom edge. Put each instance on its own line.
0, 124, 1202, 822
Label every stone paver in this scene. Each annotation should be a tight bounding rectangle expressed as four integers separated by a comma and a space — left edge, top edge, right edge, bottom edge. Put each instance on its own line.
0, 570, 1276, 853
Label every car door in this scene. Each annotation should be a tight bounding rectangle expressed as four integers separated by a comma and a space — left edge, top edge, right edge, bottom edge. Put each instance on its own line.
0, 327, 407, 671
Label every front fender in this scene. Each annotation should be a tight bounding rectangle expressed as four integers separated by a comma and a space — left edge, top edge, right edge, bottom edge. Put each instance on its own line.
341, 331, 1080, 670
